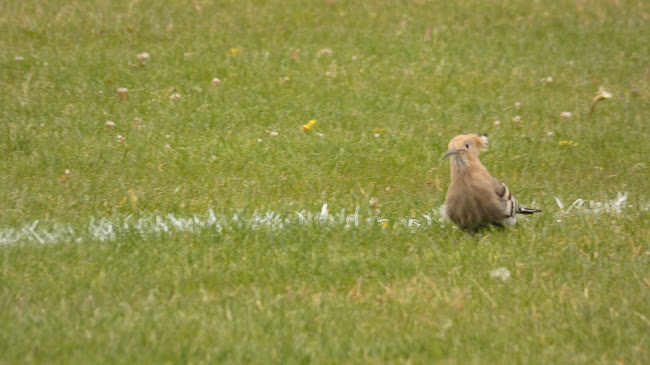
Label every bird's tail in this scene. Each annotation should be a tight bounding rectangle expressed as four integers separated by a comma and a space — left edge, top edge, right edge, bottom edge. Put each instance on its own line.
516, 206, 541, 214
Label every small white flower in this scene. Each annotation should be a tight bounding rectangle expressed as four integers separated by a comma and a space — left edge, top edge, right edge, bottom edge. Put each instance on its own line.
257, 138, 263, 143
269, 131, 279, 137
211, 155, 218, 161
283, 76, 290, 81
541, 76, 553, 83
373, 133, 381, 138
64, 169, 71, 176
590, 87, 613, 116
560, 111, 572, 119
514, 102, 521, 109
169, 93, 181, 100
117, 88, 128, 101
317, 48, 333, 57
325, 71, 335, 78
512, 116, 522, 122
548, 131, 554, 136
15, 56, 24, 61
594, 87, 612, 101
489, 267, 511, 281
315, 132, 324, 137
117, 135, 126, 143
106, 121, 116, 128
164, 144, 171, 150
494, 120, 501, 126
137, 52, 150, 61
211, 78, 221, 86
352, 55, 358, 60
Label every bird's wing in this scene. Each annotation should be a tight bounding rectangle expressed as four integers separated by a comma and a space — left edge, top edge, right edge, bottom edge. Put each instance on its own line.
491, 179, 518, 226
491, 179, 541, 224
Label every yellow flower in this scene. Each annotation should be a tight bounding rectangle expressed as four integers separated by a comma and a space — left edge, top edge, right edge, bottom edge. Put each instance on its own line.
559, 140, 578, 147
302, 120, 317, 132
381, 221, 389, 228
228, 48, 243, 56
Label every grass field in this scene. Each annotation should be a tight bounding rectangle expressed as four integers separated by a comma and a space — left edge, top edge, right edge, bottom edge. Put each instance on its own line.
1, 0, 649, 363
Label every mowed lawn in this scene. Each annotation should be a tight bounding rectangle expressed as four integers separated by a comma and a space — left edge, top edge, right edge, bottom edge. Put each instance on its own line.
1, 0, 649, 363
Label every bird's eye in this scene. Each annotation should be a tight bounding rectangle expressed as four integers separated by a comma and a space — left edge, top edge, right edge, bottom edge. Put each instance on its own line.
465, 144, 470, 149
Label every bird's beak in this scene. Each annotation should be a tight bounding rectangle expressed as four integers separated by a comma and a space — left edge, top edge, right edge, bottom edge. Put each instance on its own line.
443, 148, 460, 160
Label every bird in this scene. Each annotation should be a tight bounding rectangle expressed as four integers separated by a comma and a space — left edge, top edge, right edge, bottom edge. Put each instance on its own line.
442, 133, 540, 232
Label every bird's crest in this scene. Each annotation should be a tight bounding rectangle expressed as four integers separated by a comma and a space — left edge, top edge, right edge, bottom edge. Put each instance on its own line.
445, 133, 489, 159
478, 133, 489, 151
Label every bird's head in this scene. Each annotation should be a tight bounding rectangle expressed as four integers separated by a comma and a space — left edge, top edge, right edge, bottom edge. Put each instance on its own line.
443, 133, 489, 167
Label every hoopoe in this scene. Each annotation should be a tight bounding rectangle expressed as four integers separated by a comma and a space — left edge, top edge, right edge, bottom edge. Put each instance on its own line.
443, 133, 540, 232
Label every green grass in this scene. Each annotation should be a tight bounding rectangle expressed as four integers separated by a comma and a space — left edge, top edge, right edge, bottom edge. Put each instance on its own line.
1, 0, 649, 363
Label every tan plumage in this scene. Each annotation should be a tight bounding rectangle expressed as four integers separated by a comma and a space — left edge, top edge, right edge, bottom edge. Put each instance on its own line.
443, 134, 540, 232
